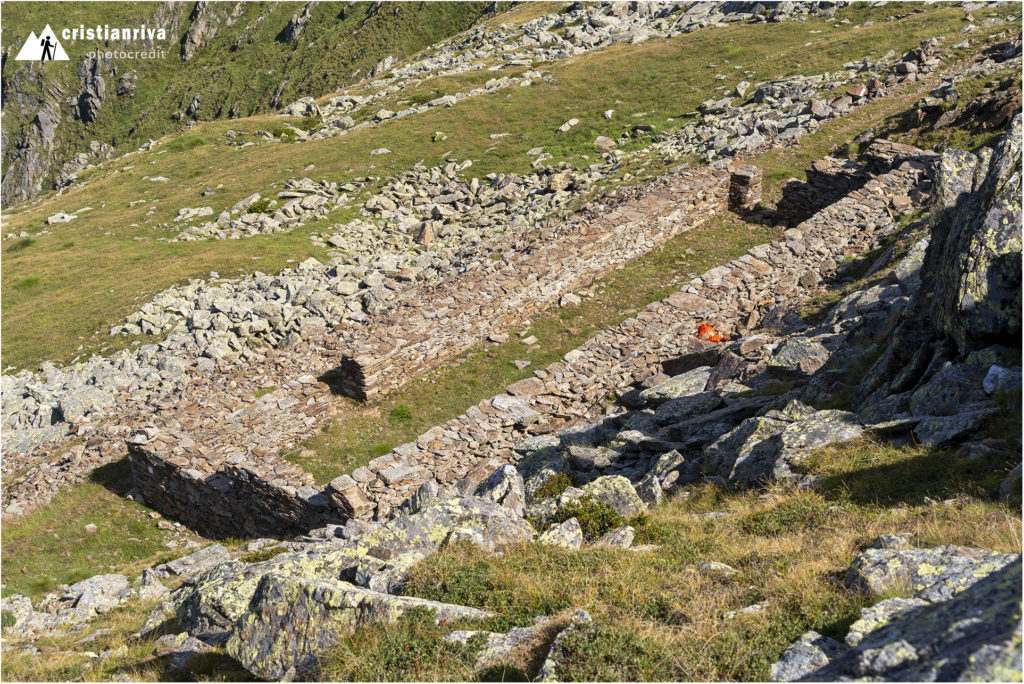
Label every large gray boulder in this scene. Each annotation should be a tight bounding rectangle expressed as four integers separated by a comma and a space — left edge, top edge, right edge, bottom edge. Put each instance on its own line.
774, 557, 1022, 681
173, 495, 534, 634
226, 574, 491, 680
919, 114, 1021, 353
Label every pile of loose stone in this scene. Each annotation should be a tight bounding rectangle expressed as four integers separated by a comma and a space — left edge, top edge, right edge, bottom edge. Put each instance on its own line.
167, 177, 363, 242
283, 1, 851, 140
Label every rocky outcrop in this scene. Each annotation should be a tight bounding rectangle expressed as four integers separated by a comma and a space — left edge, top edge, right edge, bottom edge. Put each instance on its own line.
772, 543, 1022, 681
74, 54, 107, 124
281, 2, 316, 44
1, 98, 60, 205
226, 574, 490, 680
920, 114, 1022, 353
181, 2, 223, 61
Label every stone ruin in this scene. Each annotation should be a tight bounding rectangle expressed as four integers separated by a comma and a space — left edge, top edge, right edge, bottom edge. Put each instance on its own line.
124, 142, 941, 540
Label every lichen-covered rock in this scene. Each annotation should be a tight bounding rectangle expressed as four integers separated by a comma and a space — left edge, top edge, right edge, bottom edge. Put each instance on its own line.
702, 415, 787, 485
912, 407, 996, 446
845, 543, 1017, 602
638, 366, 712, 406
907, 361, 988, 417
472, 616, 552, 673
226, 574, 491, 680
636, 449, 687, 496
579, 475, 646, 518
779, 410, 863, 452
474, 465, 527, 517
770, 630, 846, 681
174, 495, 534, 634
350, 495, 536, 593
844, 597, 929, 647
697, 561, 740, 577
538, 518, 583, 550
515, 435, 565, 499
173, 547, 361, 636
919, 114, 1022, 354
156, 544, 230, 579
767, 338, 831, 377
595, 525, 634, 549
653, 391, 724, 424
786, 557, 1022, 681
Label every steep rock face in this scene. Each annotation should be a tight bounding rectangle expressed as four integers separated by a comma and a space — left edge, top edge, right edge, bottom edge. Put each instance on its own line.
181, 2, 231, 61
855, 117, 1022, 424
1, 100, 60, 205
75, 54, 107, 123
921, 114, 1022, 353
281, 2, 315, 44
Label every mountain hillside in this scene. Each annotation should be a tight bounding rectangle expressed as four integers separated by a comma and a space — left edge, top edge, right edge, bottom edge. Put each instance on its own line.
0, 2, 1021, 682
1, 1, 500, 205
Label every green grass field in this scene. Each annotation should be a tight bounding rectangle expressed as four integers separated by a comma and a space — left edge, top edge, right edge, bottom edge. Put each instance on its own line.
2, 3, 1014, 371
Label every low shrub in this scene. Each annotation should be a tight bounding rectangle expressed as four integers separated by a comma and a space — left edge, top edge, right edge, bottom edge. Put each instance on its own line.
239, 546, 288, 564
6, 237, 35, 253
549, 496, 624, 541
529, 472, 576, 502
248, 198, 273, 214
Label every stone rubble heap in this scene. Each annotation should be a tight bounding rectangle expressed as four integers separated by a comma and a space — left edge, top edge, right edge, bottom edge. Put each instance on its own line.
283, 1, 850, 141
168, 177, 357, 242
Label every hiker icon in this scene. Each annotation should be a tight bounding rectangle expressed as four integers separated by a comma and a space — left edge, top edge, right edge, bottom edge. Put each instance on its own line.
40, 35, 55, 62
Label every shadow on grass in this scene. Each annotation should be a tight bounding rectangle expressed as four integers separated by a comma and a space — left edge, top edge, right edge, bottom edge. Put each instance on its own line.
814, 440, 1019, 508
87, 457, 136, 498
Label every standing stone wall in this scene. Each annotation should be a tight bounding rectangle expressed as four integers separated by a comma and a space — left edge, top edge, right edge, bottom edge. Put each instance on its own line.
126, 147, 934, 536
124, 163, 750, 536
338, 153, 936, 519
334, 164, 739, 402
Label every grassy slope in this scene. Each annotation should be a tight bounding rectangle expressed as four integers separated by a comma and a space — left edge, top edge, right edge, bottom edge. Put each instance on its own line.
2, 3, 1015, 371
1, 1, 497, 196
0, 460, 206, 599
321, 434, 1020, 682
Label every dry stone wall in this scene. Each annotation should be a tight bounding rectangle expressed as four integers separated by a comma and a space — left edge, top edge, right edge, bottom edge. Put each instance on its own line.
340, 149, 936, 519
332, 164, 745, 401
123, 144, 935, 534
121, 163, 753, 536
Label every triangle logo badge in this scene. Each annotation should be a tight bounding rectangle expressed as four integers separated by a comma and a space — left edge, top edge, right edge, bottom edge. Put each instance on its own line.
15, 25, 70, 61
